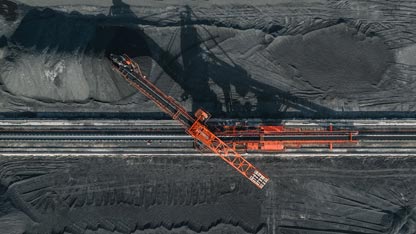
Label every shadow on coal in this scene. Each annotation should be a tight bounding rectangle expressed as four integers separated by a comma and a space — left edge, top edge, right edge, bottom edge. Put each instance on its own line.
3, 1, 416, 120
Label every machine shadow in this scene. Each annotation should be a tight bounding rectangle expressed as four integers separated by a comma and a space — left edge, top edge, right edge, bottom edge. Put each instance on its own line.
103, 3, 335, 119
4, 1, 416, 120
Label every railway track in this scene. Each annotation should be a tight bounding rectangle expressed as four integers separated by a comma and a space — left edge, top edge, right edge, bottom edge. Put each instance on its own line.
2, 120, 416, 155
0, 129, 416, 141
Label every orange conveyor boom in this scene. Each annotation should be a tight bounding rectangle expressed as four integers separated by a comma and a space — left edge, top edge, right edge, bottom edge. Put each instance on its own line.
109, 54, 269, 189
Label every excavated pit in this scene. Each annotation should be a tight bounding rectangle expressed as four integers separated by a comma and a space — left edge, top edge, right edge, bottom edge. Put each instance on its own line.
267, 23, 393, 96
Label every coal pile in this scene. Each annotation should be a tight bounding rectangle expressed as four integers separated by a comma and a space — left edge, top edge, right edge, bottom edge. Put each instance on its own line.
1, 156, 416, 233
0, 0, 415, 118
1, 0, 416, 233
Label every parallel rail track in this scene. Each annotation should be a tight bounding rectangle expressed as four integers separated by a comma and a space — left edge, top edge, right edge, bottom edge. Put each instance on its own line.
1, 129, 416, 142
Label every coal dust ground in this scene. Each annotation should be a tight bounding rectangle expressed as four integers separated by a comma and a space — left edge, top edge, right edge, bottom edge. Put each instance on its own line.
2, 156, 416, 234
1, 0, 416, 233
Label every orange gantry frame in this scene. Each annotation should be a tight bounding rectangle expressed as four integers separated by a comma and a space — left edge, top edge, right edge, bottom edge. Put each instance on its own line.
216, 125, 358, 152
110, 54, 269, 189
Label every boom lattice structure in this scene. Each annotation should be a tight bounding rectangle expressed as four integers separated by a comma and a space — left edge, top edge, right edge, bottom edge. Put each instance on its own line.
109, 54, 269, 189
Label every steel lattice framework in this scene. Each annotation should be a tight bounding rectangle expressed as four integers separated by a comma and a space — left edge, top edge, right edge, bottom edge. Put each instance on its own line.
110, 54, 269, 189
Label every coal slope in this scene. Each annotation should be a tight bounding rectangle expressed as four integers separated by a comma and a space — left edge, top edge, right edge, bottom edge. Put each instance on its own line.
0, 0, 416, 118
0, 156, 416, 233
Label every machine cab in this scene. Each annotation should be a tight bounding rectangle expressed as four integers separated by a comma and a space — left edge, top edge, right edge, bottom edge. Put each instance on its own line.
195, 109, 211, 123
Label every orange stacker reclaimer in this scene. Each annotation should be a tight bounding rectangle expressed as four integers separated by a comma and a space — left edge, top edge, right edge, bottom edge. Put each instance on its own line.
110, 54, 358, 189
110, 54, 269, 189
